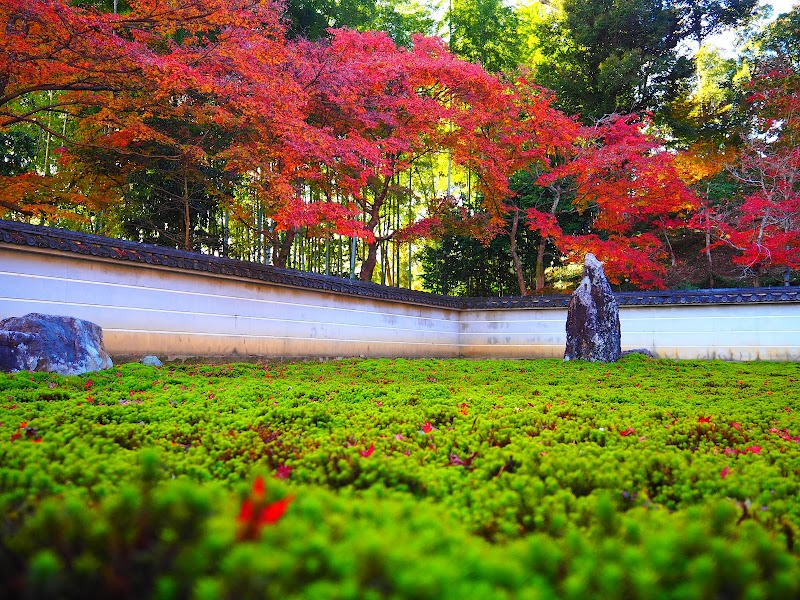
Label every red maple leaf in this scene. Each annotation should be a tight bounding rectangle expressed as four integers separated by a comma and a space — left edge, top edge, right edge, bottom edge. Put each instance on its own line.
274, 464, 292, 480
258, 496, 293, 525
449, 451, 478, 468
360, 443, 375, 458
698, 416, 712, 424
237, 476, 293, 540
744, 445, 762, 455
422, 422, 433, 434
619, 427, 636, 437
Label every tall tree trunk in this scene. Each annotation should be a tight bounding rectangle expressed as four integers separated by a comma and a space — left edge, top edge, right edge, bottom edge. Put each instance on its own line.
705, 211, 714, 288
752, 208, 771, 288
274, 227, 296, 268
183, 167, 191, 251
535, 185, 561, 291
535, 238, 547, 291
663, 231, 677, 267
509, 207, 528, 296
360, 241, 379, 282
359, 175, 392, 282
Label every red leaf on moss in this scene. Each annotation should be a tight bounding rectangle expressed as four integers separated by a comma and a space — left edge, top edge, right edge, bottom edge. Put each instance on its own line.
252, 475, 266, 497
732, 422, 741, 431
260, 495, 294, 525
360, 443, 375, 457
11, 432, 20, 442
86, 379, 93, 390
619, 427, 636, 436
720, 466, 730, 479
698, 416, 712, 424
275, 465, 292, 480
449, 453, 465, 466
238, 499, 254, 523
238, 476, 293, 540
422, 422, 433, 434
744, 445, 762, 454
449, 451, 478, 467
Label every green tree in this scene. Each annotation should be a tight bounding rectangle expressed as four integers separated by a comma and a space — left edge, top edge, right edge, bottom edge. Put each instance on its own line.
675, 0, 759, 45
420, 231, 537, 296
754, 5, 800, 68
285, 0, 435, 45
529, 0, 757, 122
0, 130, 36, 176
448, 0, 522, 72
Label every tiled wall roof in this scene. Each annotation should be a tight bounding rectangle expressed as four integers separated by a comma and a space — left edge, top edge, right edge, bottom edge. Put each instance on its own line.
2, 219, 798, 309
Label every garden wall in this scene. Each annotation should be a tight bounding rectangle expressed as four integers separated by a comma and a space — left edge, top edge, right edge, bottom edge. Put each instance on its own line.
1, 220, 798, 362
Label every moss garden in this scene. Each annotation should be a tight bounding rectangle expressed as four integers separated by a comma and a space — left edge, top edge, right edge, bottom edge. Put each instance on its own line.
1, 357, 800, 599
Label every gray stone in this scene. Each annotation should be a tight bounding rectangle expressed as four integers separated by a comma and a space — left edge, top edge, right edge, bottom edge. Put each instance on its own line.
0, 313, 113, 375
141, 355, 163, 367
564, 254, 621, 362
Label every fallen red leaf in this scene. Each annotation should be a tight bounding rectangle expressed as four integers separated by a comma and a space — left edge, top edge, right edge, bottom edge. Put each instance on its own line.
238, 477, 293, 540
259, 495, 294, 525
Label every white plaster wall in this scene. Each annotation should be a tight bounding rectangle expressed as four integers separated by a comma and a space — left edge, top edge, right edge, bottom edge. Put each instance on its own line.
1, 245, 798, 361
459, 308, 568, 358
620, 304, 800, 361
0, 247, 460, 359
460, 305, 800, 360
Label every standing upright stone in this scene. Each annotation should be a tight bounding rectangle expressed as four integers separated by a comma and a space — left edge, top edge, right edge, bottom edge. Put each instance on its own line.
564, 254, 621, 362
0, 313, 113, 375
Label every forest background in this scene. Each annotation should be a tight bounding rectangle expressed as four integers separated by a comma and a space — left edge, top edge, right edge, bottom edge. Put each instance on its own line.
1, 0, 799, 295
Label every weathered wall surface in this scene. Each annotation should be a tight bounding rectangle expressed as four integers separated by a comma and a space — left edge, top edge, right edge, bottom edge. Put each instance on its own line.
619, 304, 800, 361
1, 220, 798, 362
458, 308, 568, 359
0, 248, 460, 360
462, 305, 800, 361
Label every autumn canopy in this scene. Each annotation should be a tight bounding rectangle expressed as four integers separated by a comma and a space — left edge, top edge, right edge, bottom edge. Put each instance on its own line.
1, 0, 797, 291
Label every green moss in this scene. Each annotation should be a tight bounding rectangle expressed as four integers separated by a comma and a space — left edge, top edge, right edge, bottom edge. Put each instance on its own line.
1, 358, 799, 597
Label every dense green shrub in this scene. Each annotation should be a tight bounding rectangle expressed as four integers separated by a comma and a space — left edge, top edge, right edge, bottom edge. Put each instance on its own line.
1, 357, 799, 598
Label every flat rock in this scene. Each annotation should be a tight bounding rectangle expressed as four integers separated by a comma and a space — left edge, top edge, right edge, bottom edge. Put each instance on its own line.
0, 313, 113, 375
141, 355, 163, 367
564, 254, 621, 362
